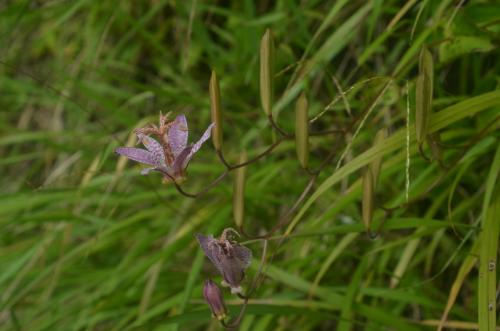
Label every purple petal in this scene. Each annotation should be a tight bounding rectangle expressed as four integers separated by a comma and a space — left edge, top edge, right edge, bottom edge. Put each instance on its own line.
233, 244, 252, 268
181, 123, 214, 169
115, 147, 158, 166
218, 255, 245, 288
167, 115, 189, 159
196, 234, 224, 274
137, 133, 166, 167
172, 146, 192, 176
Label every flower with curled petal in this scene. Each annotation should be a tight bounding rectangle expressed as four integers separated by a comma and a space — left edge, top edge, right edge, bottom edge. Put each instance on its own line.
196, 229, 252, 294
115, 113, 214, 182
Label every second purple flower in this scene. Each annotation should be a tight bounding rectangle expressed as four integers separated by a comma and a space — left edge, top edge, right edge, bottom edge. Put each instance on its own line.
196, 229, 252, 294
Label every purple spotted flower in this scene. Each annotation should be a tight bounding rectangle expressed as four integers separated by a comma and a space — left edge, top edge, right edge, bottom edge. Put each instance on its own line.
196, 229, 252, 294
115, 112, 214, 182
203, 279, 227, 320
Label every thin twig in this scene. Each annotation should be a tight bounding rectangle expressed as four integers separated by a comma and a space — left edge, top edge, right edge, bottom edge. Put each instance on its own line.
268, 115, 292, 138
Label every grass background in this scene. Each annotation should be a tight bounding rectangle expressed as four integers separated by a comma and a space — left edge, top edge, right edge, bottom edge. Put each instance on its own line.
1, 0, 499, 330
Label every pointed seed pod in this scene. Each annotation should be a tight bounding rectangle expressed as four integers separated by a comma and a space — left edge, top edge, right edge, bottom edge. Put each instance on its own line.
260, 28, 274, 116
362, 168, 374, 234
415, 46, 434, 144
370, 128, 387, 189
203, 279, 227, 321
295, 92, 309, 168
210, 70, 223, 150
233, 151, 247, 228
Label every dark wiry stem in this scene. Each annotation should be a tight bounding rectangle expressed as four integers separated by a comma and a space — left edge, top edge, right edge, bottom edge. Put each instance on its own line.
217, 139, 284, 171
418, 143, 432, 162
162, 170, 228, 198
268, 115, 292, 138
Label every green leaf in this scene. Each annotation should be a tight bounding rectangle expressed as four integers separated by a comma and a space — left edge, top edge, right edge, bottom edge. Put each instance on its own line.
478, 144, 500, 330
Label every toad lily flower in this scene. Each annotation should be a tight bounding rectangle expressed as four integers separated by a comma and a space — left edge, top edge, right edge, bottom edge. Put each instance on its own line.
196, 229, 252, 294
115, 113, 214, 182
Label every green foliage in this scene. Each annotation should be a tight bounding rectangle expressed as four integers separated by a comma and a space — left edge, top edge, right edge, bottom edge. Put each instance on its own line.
1, 1, 499, 330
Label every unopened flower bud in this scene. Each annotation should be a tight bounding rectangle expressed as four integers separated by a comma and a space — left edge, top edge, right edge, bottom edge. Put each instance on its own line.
203, 279, 227, 320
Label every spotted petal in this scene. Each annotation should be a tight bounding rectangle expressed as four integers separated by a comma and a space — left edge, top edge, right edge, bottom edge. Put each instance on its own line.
181, 123, 214, 169
218, 254, 245, 288
196, 234, 224, 274
172, 146, 192, 176
137, 133, 166, 167
167, 115, 189, 159
115, 147, 158, 166
233, 244, 252, 268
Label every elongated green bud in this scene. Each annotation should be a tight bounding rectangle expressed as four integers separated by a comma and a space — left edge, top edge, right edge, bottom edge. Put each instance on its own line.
295, 92, 309, 168
260, 28, 274, 116
362, 168, 374, 234
210, 70, 223, 150
415, 46, 433, 144
233, 151, 247, 228
370, 128, 387, 189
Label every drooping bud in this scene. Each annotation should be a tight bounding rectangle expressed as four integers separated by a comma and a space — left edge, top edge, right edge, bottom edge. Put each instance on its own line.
196, 230, 252, 294
260, 28, 274, 116
295, 92, 309, 168
210, 70, 223, 150
203, 279, 227, 320
415, 46, 433, 144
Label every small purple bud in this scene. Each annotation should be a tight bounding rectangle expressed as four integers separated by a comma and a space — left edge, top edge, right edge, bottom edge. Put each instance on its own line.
203, 279, 227, 320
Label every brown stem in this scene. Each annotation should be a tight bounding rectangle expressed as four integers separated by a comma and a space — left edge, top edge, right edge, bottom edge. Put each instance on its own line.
268, 115, 292, 138
418, 143, 432, 162
163, 170, 228, 198
217, 139, 284, 171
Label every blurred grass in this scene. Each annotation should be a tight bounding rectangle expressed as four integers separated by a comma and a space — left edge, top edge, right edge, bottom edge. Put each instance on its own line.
1, 1, 499, 330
